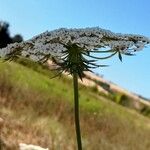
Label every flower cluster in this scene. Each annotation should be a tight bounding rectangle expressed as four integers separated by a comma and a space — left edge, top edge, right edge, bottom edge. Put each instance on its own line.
0, 27, 149, 61
0, 27, 149, 75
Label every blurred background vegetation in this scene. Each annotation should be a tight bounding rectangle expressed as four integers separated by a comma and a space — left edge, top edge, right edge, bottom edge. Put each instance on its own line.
0, 21, 23, 48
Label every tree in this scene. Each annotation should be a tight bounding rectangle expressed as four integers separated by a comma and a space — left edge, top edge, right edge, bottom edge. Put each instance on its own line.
12, 34, 23, 43
0, 22, 12, 48
0, 21, 23, 48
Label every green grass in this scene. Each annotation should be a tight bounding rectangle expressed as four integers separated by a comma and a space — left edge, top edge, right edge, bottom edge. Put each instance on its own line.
0, 60, 150, 150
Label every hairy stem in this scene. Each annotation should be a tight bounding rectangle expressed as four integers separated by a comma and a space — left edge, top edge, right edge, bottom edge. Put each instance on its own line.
73, 72, 82, 150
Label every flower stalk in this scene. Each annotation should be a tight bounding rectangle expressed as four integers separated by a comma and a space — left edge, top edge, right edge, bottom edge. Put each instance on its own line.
63, 44, 84, 150
73, 72, 82, 150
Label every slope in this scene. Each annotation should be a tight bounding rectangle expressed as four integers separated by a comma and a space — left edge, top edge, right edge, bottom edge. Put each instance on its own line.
0, 60, 150, 150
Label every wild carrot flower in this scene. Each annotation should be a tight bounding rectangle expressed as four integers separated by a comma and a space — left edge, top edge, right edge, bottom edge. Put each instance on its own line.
0, 27, 149, 150
0, 27, 149, 77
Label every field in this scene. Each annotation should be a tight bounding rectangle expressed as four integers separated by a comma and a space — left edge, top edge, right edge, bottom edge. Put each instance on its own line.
0, 60, 150, 150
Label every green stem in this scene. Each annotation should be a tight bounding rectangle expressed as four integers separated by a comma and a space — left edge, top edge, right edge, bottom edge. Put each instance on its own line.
73, 72, 82, 150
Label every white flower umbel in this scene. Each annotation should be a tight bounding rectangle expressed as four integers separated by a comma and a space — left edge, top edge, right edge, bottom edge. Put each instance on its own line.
1, 27, 150, 150
0, 27, 149, 63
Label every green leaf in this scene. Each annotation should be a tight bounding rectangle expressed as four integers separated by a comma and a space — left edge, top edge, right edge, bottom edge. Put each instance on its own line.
118, 52, 122, 62
123, 53, 135, 56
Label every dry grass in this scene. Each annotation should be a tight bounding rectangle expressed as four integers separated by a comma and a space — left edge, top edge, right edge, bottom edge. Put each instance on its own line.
0, 61, 150, 150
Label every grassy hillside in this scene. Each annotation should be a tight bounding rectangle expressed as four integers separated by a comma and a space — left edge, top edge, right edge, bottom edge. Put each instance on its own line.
0, 60, 150, 150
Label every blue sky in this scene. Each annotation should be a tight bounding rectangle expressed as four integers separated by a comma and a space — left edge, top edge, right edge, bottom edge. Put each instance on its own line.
0, 0, 150, 98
